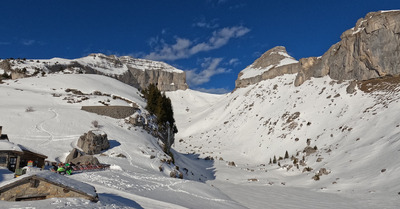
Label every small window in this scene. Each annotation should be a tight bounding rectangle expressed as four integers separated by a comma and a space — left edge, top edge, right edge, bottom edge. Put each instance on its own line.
0, 157, 6, 164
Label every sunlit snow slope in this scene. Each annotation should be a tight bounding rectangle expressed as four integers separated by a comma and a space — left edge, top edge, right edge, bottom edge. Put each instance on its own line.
0, 74, 242, 209
168, 74, 400, 209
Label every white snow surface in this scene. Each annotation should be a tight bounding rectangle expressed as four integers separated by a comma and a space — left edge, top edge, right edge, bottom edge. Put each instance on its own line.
167, 74, 400, 209
1, 73, 400, 208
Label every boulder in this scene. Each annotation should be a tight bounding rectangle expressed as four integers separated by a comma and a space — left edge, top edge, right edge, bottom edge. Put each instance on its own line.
69, 155, 100, 165
77, 131, 110, 155
65, 148, 85, 163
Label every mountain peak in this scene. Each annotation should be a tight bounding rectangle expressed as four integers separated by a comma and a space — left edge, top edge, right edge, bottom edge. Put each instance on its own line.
235, 46, 299, 88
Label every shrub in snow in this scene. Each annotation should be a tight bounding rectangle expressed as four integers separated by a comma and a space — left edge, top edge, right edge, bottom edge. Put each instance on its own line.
293, 158, 298, 164
25, 106, 34, 112
228, 161, 236, 167
302, 167, 313, 173
91, 120, 99, 128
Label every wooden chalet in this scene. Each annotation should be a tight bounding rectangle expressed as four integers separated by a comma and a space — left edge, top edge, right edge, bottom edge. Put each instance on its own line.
0, 126, 47, 172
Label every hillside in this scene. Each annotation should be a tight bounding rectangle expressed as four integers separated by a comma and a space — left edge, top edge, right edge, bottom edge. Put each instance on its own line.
0, 74, 242, 208
168, 74, 400, 208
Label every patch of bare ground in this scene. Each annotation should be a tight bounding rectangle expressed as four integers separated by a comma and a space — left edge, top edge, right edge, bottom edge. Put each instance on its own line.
358, 75, 400, 113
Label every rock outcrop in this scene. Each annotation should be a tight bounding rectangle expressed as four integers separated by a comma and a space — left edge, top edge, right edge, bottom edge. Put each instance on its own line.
68, 155, 100, 165
295, 10, 400, 86
65, 148, 85, 163
235, 46, 300, 88
77, 131, 110, 155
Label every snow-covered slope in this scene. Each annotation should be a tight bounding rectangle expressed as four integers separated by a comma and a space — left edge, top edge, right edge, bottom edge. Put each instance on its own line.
168, 74, 400, 208
0, 74, 241, 208
1, 71, 400, 208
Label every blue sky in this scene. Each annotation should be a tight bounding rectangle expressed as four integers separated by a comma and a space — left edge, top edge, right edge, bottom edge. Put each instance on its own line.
0, 0, 399, 93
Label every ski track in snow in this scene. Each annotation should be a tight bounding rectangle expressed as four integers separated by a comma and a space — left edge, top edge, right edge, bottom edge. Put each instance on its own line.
36, 108, 57, 143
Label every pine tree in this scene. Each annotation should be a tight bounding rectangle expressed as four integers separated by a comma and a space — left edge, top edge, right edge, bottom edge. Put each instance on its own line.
273, 155, 277, 164
269, 158, 272, 164
284, 150, 289, 159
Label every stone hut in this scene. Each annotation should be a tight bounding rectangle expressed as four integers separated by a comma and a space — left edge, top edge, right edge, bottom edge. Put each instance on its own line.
0, 171, 98, 202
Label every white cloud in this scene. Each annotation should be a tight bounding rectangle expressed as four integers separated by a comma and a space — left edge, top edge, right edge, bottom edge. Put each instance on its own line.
228, 58, 240, 66
144, 26, 250, 61
193, 18, 219, 29
21, 39, 35, 46
186, 57, 231, 86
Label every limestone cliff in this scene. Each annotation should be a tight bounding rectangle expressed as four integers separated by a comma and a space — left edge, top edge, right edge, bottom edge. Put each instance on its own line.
236, 10, 400, 89
295, 10, 400, 86
235, 46, 300, 88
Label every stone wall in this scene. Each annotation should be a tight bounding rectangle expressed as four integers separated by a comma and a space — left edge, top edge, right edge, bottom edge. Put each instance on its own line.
81, 105, 137, 119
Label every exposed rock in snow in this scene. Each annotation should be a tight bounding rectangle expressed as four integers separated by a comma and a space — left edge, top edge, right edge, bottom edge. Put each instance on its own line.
236, 46, 300, 88
77, 131, 110, 155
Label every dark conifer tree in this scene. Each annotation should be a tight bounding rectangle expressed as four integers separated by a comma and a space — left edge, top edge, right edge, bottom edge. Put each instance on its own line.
284, 150, 289, 159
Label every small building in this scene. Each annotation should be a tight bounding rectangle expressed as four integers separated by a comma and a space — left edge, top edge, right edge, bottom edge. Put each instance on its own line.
0, 171, 98, 202
0, 126, 47, 172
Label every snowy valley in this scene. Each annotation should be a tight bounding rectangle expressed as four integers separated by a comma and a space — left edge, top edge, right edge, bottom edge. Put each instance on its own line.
0, 9, 400, 209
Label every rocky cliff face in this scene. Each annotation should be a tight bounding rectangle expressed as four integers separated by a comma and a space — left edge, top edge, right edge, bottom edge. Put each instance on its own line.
235, 46, 300, 88
236, 10, 400, 89
294, 10, 400, 86
0, 54, 188, 91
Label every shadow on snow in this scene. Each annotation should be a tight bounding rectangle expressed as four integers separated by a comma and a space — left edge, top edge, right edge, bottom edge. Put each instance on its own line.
99, 193, 144, 209
172, 150, 216, 183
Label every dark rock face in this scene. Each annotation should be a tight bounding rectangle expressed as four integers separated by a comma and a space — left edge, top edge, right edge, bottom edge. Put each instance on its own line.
295, 10, 400, 86
77, 131, 110, 155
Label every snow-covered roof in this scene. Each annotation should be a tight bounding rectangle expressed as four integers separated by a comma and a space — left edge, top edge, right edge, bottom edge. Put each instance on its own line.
18, 144, 48, 158
0, 140, 47, 157
0, 171, 97, 198
0, 140, 23, 152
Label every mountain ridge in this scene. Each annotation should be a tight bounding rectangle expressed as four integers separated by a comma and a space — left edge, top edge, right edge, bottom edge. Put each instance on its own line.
236, 10, 400, 89
0, 53, 188, 91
